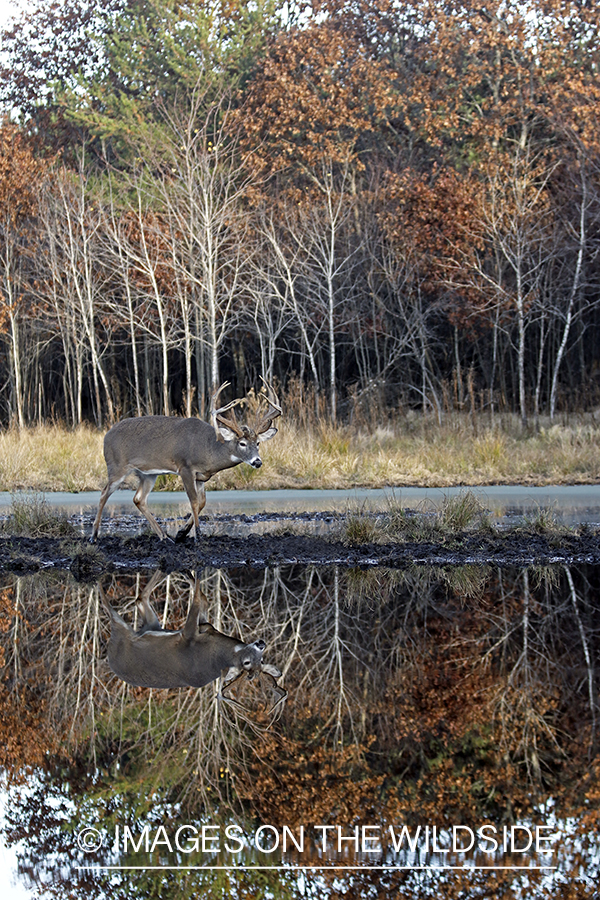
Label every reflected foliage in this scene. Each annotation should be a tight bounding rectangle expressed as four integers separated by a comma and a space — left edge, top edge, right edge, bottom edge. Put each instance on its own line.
0, 564, 599, 895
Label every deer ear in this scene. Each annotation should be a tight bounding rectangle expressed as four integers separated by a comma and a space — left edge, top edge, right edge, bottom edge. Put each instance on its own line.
223, 665, 241, 685
259, 426, 277, 441
218, 424, 238, 442
261, 663, 282, 678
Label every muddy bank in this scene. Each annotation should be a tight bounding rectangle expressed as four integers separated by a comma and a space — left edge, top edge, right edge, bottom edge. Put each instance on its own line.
2, 524, 600, 578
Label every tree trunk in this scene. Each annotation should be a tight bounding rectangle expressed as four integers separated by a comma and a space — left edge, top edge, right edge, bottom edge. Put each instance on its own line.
550, 167, 586, 420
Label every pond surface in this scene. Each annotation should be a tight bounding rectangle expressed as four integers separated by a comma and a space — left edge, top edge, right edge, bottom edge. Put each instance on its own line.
0, 562, 599, 898
3, 484, 600, 531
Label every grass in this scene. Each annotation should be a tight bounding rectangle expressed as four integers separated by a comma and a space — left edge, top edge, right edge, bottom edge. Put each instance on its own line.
0, 410, 600, 494
341, 490, 492, 546
439, 491, 489, 530
342, 563, 492, 606
0, 423, 104, 492
339, 487, 585, 550
1, 492, 77, 537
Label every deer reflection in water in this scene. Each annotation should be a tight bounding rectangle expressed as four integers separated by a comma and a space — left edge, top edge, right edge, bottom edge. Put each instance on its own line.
102, 571, 286, 712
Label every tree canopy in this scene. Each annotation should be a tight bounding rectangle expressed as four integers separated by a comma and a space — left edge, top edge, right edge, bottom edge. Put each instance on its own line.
0, 0, 599, 427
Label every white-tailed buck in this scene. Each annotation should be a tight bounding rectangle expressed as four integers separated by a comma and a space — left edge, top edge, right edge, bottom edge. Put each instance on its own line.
91, 379, 281, 542
102, 572, 286, 704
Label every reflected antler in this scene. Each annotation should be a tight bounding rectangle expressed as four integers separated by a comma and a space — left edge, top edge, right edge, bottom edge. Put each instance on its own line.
255, 377, 282, 436
261, 669, 288, 717
219, 664, 288, 718
211, 381, 245, 441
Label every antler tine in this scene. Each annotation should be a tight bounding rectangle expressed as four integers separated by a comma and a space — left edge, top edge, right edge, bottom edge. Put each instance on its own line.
211, 381, 245, 417
220, 669, 287, 720
255, 376, 282, 434
218, 670, 257, 714
267, 686, 288, 718
220, 668, 246, 695
210, 381, 245, 440
259, 376, 282, 415
261, 669, 288, 717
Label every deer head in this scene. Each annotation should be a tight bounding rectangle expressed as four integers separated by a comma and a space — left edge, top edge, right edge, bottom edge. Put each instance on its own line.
211, 379, 282, 467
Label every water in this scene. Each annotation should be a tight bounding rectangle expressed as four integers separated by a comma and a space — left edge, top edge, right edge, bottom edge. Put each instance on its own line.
0, 563, 599, 897
2, 484, 600, 537
1, 484, 599, 895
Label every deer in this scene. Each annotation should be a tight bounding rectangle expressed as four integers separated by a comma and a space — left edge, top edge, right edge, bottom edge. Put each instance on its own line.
102, 572, 286, 706
91, 379, 281, 543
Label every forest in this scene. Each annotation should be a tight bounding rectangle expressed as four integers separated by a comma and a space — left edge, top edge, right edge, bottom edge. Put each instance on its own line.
1, 0, 600, 430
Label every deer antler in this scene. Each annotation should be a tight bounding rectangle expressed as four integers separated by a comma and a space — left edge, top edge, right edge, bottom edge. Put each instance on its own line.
260, 669, 288, 717
255, 377, 282, 435
219, 666, 288, 719
211, 382, 245, 441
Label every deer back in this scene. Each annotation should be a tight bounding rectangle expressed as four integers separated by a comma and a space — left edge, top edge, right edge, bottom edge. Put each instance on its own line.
105, 603, 268, 690
103, 416, 237, 477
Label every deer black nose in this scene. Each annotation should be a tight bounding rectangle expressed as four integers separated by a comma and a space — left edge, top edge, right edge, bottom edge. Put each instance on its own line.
252, 459, 262, 469
255, 639, 266, 651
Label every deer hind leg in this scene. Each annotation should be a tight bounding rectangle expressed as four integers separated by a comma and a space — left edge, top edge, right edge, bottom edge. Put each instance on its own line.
135, 599, 162, 634
182, 580, 212, 639
133, 472, 170, 540
176, 472, 206, 542
136, 570, 165, 633
90, 472, 126, 542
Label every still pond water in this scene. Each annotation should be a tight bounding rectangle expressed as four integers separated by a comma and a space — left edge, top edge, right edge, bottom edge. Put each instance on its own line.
0, 558, 599, 898
3, 484, 600, 529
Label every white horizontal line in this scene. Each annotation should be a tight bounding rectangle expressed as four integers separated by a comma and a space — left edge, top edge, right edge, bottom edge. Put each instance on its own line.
76, 865, 559, 871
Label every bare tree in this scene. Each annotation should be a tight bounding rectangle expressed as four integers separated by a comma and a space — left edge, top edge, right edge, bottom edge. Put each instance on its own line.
448, 142, 558, 427
42, 160, 115, 426
0, 211, 28, 428
149, 89, 256, 410
549, 152, 592, 420
255, 158, 359, 423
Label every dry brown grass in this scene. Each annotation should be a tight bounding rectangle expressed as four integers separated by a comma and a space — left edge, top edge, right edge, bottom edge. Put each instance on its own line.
1, 410, 599, 494
220, 414, 600, 490
0, 424, 105, 492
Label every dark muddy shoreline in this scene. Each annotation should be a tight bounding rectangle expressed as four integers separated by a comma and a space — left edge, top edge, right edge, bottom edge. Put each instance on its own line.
2, 516, 600, 578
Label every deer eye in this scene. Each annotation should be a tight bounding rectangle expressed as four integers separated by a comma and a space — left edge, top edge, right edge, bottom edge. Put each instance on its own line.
242, 658, 252, 669
239, 440, 248, 448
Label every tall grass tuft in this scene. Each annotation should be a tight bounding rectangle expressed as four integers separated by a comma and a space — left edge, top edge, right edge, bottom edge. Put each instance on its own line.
2, 493, 77, 537
343, 507, 380, 545
523, 504, 568, 535
342, 490, 491, 545
439, 492, 488, 530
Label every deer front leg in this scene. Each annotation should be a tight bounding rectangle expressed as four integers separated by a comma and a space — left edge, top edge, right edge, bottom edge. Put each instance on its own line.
176, 471, 206, 542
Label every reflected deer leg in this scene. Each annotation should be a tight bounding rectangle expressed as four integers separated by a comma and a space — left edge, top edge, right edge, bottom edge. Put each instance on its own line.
181, 572, 210, 626
136, 570, 165, 633
176, 471, 205, 542
133, 473, 171, 540
182, 584, 213, 640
